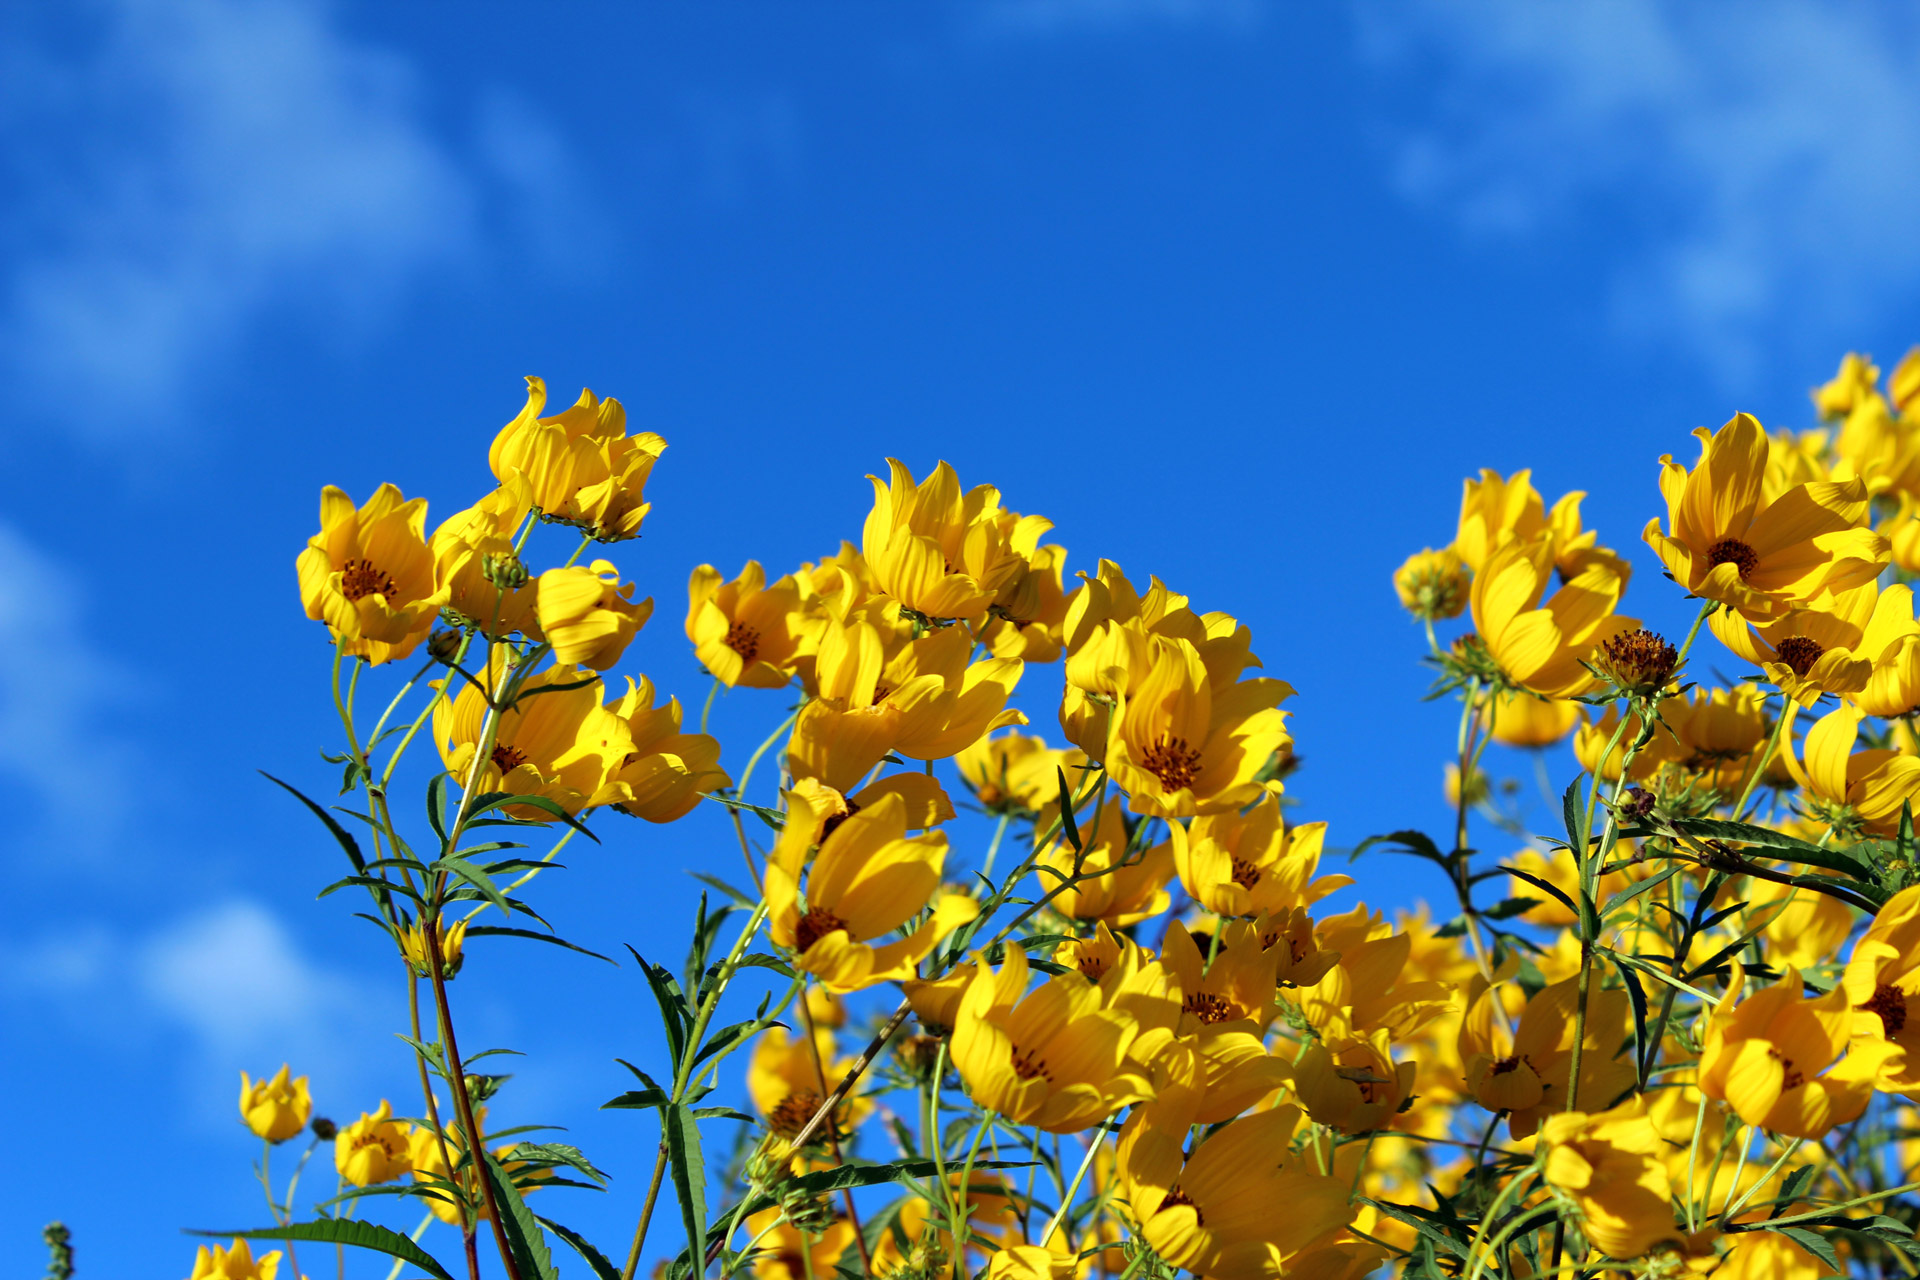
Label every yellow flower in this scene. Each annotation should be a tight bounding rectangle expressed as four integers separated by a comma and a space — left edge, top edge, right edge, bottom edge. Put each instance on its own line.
1485, 688, 1580, 748
1455, 469, 1548, 574
1765, 426, 1833, 502
1643, 412, 1885, 622
1662, 684, 1769, 791
743, 1209, 857, 1280
334, 1099, 413, 1186
237, 1065, 310, 1143
1894, 346, 1920, 414
1034, 795, 1176, 927
986, 1245, 1075, 1280
1573, 706, 1671, 783
1470, 533, 1637, 699
399, 919, 468, 979
1814, 351, 1882, 419
746, 1024, 869, 1143
296, 484, 447, 664
764, 788, 976, 992
948, 943, 1156, 1132
1458, 973, 1634, 1138
1834, 391, 1920, 496
1840, 884, 1920, 1094
955, 731, 1085, 815
1789, 702, 1920, 836
1393, 547, 1468, 621
1745, 877, 1854, 975
1540, 1098, 1677, 1260
430, 477, 540, 638
981, 541, 1074, 662
187, 1239, 280, 1280
1699, 965, 1891, 1139
880, 624, 1027, 760
686, 562, 810, 688
1118, 1045, 1352, 1280
1293, 1030, 1415, 1133
434, 652, 615, 819
1507, 846, 1646, 930
1170, 795, 1346, 919
1708, 580, 1909, 706
596, 675, 731, 822
488, 377, 665, 541
535, 559, 652, 671
405, 1108, 545, 1225
1105, 637, 1293, 818
862, 459, 1047, 619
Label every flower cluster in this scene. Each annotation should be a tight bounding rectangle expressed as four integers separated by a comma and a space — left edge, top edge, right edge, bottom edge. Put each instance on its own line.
180, 358, 1920, 1280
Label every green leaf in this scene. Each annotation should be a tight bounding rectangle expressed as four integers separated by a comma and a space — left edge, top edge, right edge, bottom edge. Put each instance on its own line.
1666, 817, 1868, 879
466, 791, 602, 842
1056, 767, 1081, 852
1773, 1226, 1841, 1272
263, 771, 373, 876
1606, 951, 1650, 1083
1501, 865, 1580, 919
1480, 896, 1540, 921
427, 771, 453, 845
189, 1221, 455, 1280
1356, 829, 1449, 866
664, 1103, 708, 1273
464, 926, 615, 965
1771, 1166, 1816, 1219
689, 871, 757, 908
506, 1142, 609, 1185
537, 1216, 623, 1280
1600, 863, 1680, 919
603, 1088, 669, 1112
436, 856, 513, 919
734, 952, 796, 979
634, 954, 691, 1066
1562, 775, 1589, 856
1357, 1199, 1470, 1261
691, 1106, 756, 1122
479, 1145, 559, 1280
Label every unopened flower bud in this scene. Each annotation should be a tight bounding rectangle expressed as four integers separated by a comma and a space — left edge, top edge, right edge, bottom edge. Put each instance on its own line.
482, 552, 530, 590
1592, 628, 1679, 697
310, 1115, 337, 1140
1618, 786, 1657, 825
1394, 547, 1469, 622
427, 627, 463, 665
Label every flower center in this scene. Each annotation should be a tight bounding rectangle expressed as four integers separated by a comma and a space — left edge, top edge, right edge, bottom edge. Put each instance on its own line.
1707, 538, 1759, 581
724, 622, 760, 663
340, 557, 399, 602
1010, 1045, 1052, 1082
1182, 991, 1237, 1024
1596, 628, 1679, 691
794, 905, 848, 954
820, 799, 861, 844
1862, 982, 1908, 1038
1490, 1055, 1523, 1076
1141, 734, 1203, 793
1229, 856, 1262, 890
1076, 952, 1109, 983
1767, 1046, 1805, 1091
769, 1088, 832, 1141
491, 743, 529, 773
1775, 634, 1825, 677
1158, 1188, 1204, 1226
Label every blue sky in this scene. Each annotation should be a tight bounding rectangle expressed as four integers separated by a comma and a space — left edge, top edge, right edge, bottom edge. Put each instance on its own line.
7, 0, 1920, 1274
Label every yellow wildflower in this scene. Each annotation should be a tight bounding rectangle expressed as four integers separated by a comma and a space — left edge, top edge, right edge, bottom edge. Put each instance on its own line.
237, 1064, 310, 1143
334, 1099, 412, 1186
686, 561, 810, 688
1540, 1098, 1677, 1260
1699, 965, 1892, 1139
296, 483, 446, 664
187, 1239, 280, 1280
1470, 533, 1637, 699
535, 559, 652, 671
488, 377, 665, 541
1170, 795, 1346, 919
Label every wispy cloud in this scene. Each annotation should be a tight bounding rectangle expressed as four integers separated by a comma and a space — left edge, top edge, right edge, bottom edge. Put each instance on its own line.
0, 521, 131, 841
0, 0, 593, 439
1359, 0, 1920, 385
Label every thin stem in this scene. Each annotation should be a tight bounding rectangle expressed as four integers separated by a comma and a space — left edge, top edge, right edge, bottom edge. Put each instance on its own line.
1040, 1115, 1116, 1249
621, 1140, 671, 1280
800, 991, 872, 1276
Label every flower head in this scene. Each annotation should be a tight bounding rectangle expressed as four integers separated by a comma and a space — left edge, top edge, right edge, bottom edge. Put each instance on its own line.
297, 484, 447, 664
238, 1065, 310, 1143
1699, 965, 1893, 1139
188, 1239, 280, 1280
488, 377, 665, 541
536, 559, 652, 671
334, 1099, 413, 1186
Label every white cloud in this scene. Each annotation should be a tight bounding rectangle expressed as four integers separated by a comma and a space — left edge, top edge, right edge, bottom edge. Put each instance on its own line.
142, 900, 362, 1055
1359, 0, 1920, 384
0, 521, 131, 835
0, 0, 594, 439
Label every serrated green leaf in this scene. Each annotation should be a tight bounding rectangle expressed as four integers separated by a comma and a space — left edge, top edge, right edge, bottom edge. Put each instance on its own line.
505, 1141, 608, 1185
537, 1216, 623, 1280
464, 925, 615, 964
1774, 1226, 1840, 1272
480, 1145, 559, 1280
664, 1103, 708, 1273
436, 855, 513, 919
189, 1221, 455, 1280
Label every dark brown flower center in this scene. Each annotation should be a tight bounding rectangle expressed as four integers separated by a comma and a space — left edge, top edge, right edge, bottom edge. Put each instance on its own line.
794, 905, 847, 954
1490, 1055, 1522, 1076
1142, 734, 1203, 793
1597, 628, 1679, 691
340, 557, 399, 602
1863, 982, 1908, 1039
723, 622, 760, 663
1158, 1188, 1203, 1225
1229, 856, 1262, 890
1707, 538, 1759, 581
1182, 991, 1237, 1024
1767, 1046, 1805, 1091
1076, 952, 1109, 982
1010, 1045, 1051, 1082
819, 799, 861, 844
1775, 635, 1825, 677
768, 1088, 832, 1141
491, 743, 529, 773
